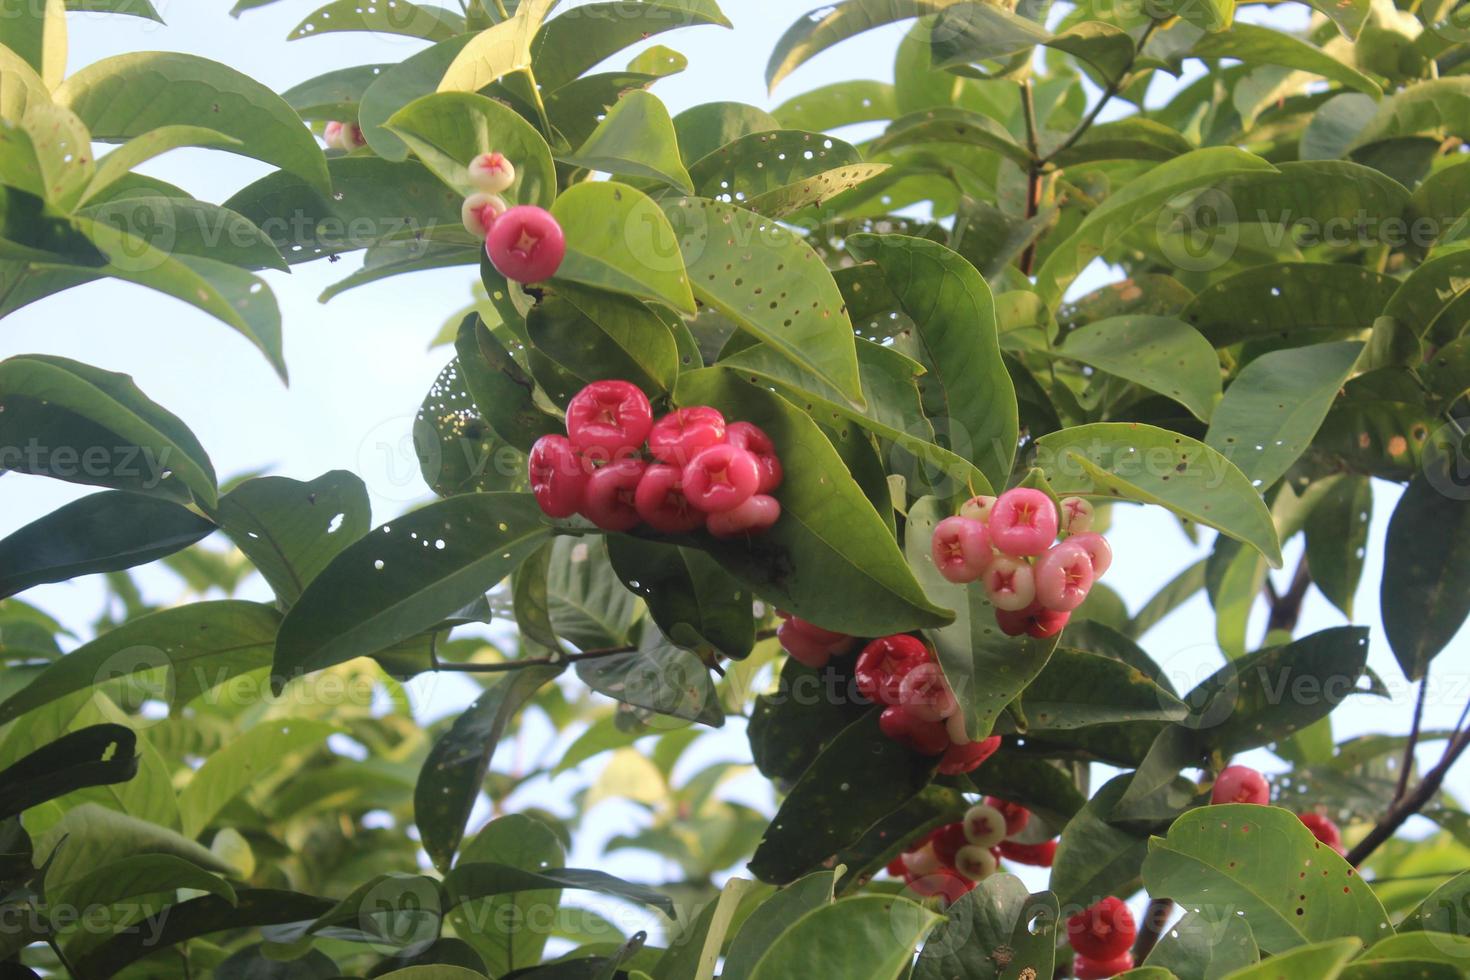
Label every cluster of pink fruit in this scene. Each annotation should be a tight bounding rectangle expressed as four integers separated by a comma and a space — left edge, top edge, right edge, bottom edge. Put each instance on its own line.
322, 121, 366, 151
457, 151, 567, 284
529, 380, 783, 537
1211, 764, 1345, 853
930, 488, 1112, 640
887, 798, 1057, 901
778, 620, 1000, 775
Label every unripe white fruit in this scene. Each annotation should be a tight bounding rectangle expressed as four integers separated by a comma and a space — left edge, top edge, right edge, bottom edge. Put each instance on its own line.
954, 844, 998, 881
962, 803, 1007, 847
322, 121, 344, 150
903, 844, 941, 877
1060, 496, 1094, 534
960, 494, 997, 523
469, 152, 516, 193
461, 193, 509, 237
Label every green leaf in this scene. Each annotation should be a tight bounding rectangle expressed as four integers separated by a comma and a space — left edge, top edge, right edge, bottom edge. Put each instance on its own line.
576, 629, 724, 727
1305, 476, 1372, 619
0, 491, 215, 600
528, 284, 679, 395
450, 814, 565, 974
215, 472, 370, 606
0, 725, 138, 820
442, 862, 674, 916
1050, 118, 1194, 166
289, 0, 462, 42
748, 659, 870, 783
1217, 939, 1361, 980
766, 0, 970, 91
0, 187, 104, 265
772, 81, 896, 131
1350, 78, 1470, 153
0, 102, 95, 210
531, 0, 731, 92
386, 91, 558, 205
79, 127, 243, 207
606, 538, 754, 660
1383, 249, 1470, 344
436, 0, 558, 93
1021, 648, 1188, 731
1144, 908, 1260, 978
179, 718, 336, 838
455, 313, 563, 454
1050, 774, 1153, 908
912, 875, 1059, 980
868, 107, 1030, 167
688, 129, 859, 197
560, 91, 692, 192
282, 63, 390, 121
662, 198, 861, 401
1191, 24, 1379, 96
546, 535, 638, 649
0, 601, 280, 724
416, 667, 564, 872
1381, 474, 1470, 681
50, 852, 237, 915
932, 4, 1135, 86
1157, 0, 1233, 30
554, 182, 697, 315
846, 233, 1017, 490
905, 497, 1057, 739
650, 876, 757, 980
742, 894, 942, 980
0, 353, 217, 505
1204, 341, 1362, 490
1182, 264, 1397, 349
1399, 871, 1470, 934
749, 712, 933, 885
0, 0, 65, 87
375, 969, 489, 980
1033, 422, 1282, 567
1144, 805, 1390, 953
271, 493, 551, 687
673, 102, 780, 163
722, 872, 835, 980
31, 803, 235, 891
1305, 0, 1370, 38
674, 368, 951, 636
1058, 316, 1222, 422
1129, 558, 1208, 640
56, 52, 330, 197
66, 0, 163, 19
1035, 148, 1276, 307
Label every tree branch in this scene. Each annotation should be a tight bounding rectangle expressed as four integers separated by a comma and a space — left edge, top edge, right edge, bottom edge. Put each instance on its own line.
1395, 670, 1430, 803
1345, 719, 1470, 867
1132, 896, 1174, 963
1264, 554, 1312, 636
1041, 21, 1160, 165
1019, 80, 1043, 277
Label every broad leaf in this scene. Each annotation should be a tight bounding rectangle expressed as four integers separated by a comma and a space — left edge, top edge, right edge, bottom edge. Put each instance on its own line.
531, 0, 731, 91
766, 0, 971, 90
387, 91, 558, 204
742, 895, 942, 979
1304, 476, 1372, 619
442, 862, 674, 915
455, 313, 563, 454
179, 718, 337, 838
1145, 909, 1259, 977
1183, 264, 1396, 349
450, 814, 565, 974
912, 875, 1059, 980
722, 871, 835, 980
554, 182, 697, 315
289, 0, 463, 43
527, 286, 680, 396
1381, 474, 1470, 681
1058, 315, 1222, 422
0, 725, 139, 820
436, 0, 558, 93
560, 91, 693, 192
1021, 648, 1188, 731
576, 628, 724, 727
606, 537, 754, 660
1051, 774, 1153, 908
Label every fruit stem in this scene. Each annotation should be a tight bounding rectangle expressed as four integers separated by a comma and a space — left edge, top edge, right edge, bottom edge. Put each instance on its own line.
1019, 80, 1042, 277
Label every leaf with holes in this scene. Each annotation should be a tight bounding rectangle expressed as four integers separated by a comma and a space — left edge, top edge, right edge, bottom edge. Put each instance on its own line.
552, 181, 696, 315
454, 313, 563, 454
1182, 264, 1396, 349
415, 358, 519, 498
576, 628, 724, 727
606, 537, 753, 660
1144, 908, 1260, 977
560, 90, 692, 192
1058, 316, 1222, 422
289, 0, 462, 43
912, 875, 1059, 980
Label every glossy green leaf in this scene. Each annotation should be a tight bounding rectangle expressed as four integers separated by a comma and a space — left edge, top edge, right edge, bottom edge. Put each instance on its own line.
766, 0, 970, 91
673, 102, 780, 163
450, 814, 565, 974
560, 91, 692, 192
554, 182, 697, 315
748, 659, 870, 783
436, 0, 557, 93
1350, 78, 1470, 154
1144, 909, 1260, 978
1182, 264, 1396, 349
0, 725, 138, 820
1382, 474, 1470, 681
746, 894, 941, 979
674, 368, 951, 635
1059, 315, 1222, 422
56, 52, 330, 196
912, 875, 1059, 980
0, 491, 215, 600
417, 666, 565, 872
1021, 648, 1188, 731
282, 63, 391, 121
179, 718, 337, 837
576, 628, 724, 727
528, 284, 679, 395
606, 537, 753, 660
31, 802, 235, 891
1218, 939, 1361, 979
50, 852, 237, 915
651, 876, 756, 980
1144, 805, 1391, 953
79, 127, 243, 207
1384, 249, 1470, 344
1051, 774, 1153, 908
1305, 476, 1372, 619
1204, 341, 1361, 490
1050, 117, 1194, 166
388, 91, 558, 205
442, 862, 674, 915
846, 233, 1017, 490
1399, 871, 1470, 934
272, 493, 551, 688
688, 129, 859, 198
546, 535, 638, 650
531, 0, 731, 91
662, 198, 862, 400
289, 0, 462, 42
932, 4, 1135, 85
214, 472, 370, 606
455, 313, 563, 454
721, 872, 835, 980
1192, 24, 1378, 96
772, 81, 895, 131
0, 353, 218, 505
868, 107, 1030, 167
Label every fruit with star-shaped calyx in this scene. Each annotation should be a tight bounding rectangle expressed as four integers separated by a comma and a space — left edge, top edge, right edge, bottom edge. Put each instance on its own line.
485, 205, 566, 283
1211, 765, 1270, 805
854, 634, 931, 706
989, 488, 1059, 557
468, 151, 516, 193
566, 381, 653, 462
931, 516, 993, 584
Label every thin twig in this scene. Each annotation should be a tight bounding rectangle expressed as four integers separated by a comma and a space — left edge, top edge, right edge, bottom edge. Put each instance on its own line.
1132, 897, 1174, 963
1019, 80, 1043, 277
1395, 670, 1430, 803
1345, 722, 1470, 867
433, 629, 780, 674
1042, 21, 1160, 164
1264, 554, 1312, 637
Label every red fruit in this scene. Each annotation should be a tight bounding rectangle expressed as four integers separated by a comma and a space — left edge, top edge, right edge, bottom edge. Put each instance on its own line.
937, 735, 1001, 776
707, 494, 781, 538
989, 488, 1060, 557
995, 603, 1071, 639
983, 556, 1036, 612
783, 616, 849, 646
778, 619, 837, 670
1211, 765, 1270, 805
986, 797, 1030, 837
682, 444, 761, 513
931, 516, 994, 584
633, 463, 703, 534
886, 856, 908, 877
854, 634, 932, 705
903, 842, 942, 877
1035, 540, 1096, 612
879, 705, 949, 756
566, 381, 653, 462
1298, 812, 1345, 853
929, 823, 970, 867
1060, 496, 1095, 534
1075, 951, 1134, 979
726, 421, 783, 493
649, 407, 726, 465
485, 205, 566, 283
905, 868, 973, 902
1069, 532, 1113, 578
1067, 896, 1136, 961
581, 458, 646, 532
898, 663, 957, 722
528, 434, 587, 518
997, 839, 1056, 867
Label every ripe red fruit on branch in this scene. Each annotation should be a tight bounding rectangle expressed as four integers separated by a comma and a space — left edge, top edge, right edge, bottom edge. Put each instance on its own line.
649, 407, 726, 465
1069, 531, 1114, 577
1074, 951, 1134, 979
854, 634, 932, 705
988, 488, 1059, 557
566, 381, 653, 461
777, 616, 852, 669
1060, 496, 1095, 534
931, 516, 993, 584
682, 444, 761, 513
985, 797, 1030, 837
726, 421, 783, 492
928, 823, 970, 867
904, 868, 972, 902
879, 705, 949, 755
633, 463, 704, 534
707, 494, 781, 538
994, 604, 1070, 639
1298, 812, 1345, 853
1035, 540, 1095, 611
581, 458, 646, 532
468, 151, 516, 193
486, 205, 566, 283
1067, 896, 1136, 960
898, 663, 957, 722
1211, 765, 1270, 805
997, 839, 1056, 867
528, 434, 587, 518
937, 734, 1000, 775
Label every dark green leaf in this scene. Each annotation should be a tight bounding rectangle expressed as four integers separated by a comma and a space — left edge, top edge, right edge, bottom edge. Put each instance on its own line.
1058, 316, 1222, 422
0, 725, 138, 820
560, 91, 692, 192
1305, 476, 1372, 619
443, 863, 674, 916
576, 629, 724, 727
913, 875, 1060, 980
606, 537, 754, 660
1381, 475, 1470, 681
